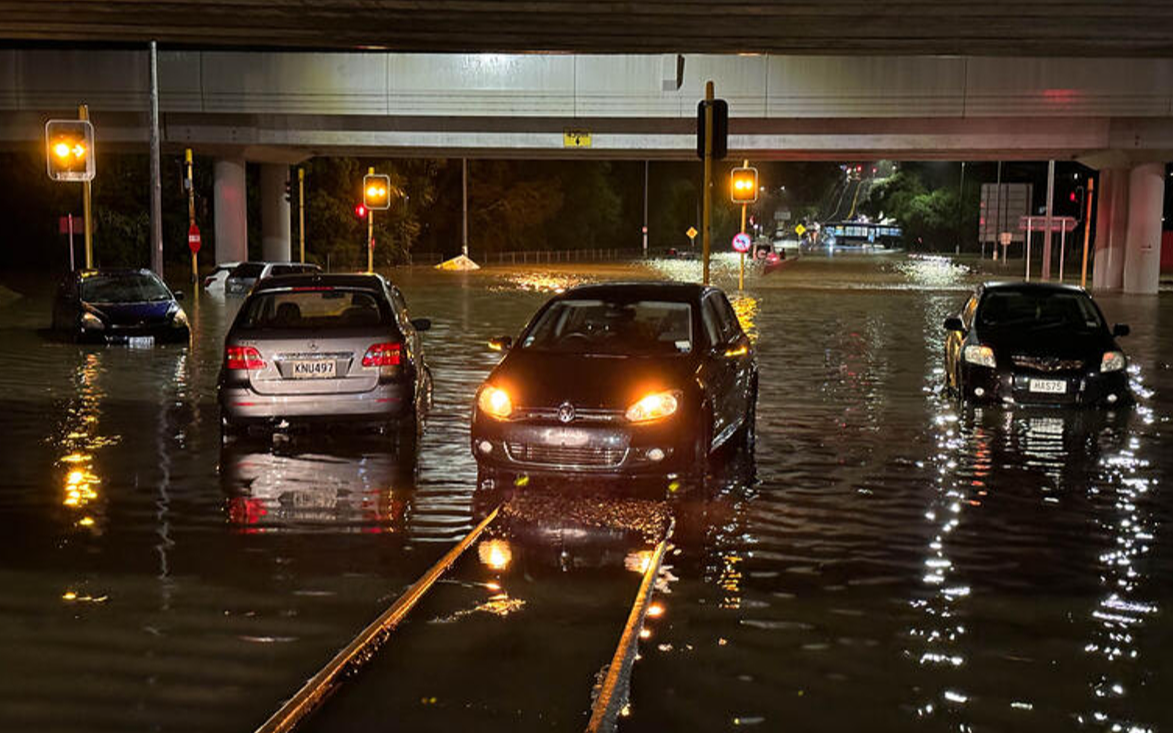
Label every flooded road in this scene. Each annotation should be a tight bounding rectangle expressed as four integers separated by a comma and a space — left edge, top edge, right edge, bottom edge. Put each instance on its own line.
1, 254, 1171, 732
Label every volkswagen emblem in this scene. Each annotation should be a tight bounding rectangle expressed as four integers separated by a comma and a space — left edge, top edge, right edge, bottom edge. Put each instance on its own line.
557, 402, 576, 424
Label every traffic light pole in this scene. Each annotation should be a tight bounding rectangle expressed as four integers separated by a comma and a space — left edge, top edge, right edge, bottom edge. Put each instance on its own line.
148, 41, 163, 278
702, 81, 714, 286
78, 104, 93, 269
298, 168, 306, 264
185, 149, 196, 283
739, 158, 748, 291
1081, 177, 1095, 289
367, 167, 375, 273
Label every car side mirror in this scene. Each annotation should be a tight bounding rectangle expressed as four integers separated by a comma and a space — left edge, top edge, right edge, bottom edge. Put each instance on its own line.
488, 336, 513, 352
943, 316, 965, 332
1113, 323, 1130, 337
174, 290, 186, 301
411, 317, 432, 332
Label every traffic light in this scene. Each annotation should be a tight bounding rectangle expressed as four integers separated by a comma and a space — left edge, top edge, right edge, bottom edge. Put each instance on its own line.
696, 99, 729, 160
363, 173, 392, 210
730, 166, 759, 204
284, 179, 292, 203
45, 119, 95, 182
355, 203, 368, 218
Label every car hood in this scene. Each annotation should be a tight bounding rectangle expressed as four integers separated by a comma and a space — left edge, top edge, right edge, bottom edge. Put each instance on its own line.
976, 327, 1116, 361
487, 349, 698, 410
88, 300, 174, 325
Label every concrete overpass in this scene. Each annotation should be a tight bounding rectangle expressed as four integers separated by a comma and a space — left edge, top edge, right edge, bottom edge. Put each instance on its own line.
1, 48, 1169, 291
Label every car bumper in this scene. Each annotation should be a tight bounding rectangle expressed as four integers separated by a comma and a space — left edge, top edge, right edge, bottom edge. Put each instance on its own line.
961, 365, 1130, 407
220, 383, 411, 423
78, 325, 189, 344
470, 414, 693, 477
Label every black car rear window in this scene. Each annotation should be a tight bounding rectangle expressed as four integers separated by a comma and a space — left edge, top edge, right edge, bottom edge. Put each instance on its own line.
978, 290, 1106, 333
237, 289, 388, 330
230, 263, 265, 279
80, 273, 171, 303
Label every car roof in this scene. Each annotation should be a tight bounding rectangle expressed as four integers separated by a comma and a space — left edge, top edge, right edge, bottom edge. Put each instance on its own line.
250, 272, 389, 292
555, 281, 716, 302
75, 268, 157, 279
981, 281, 1088, 295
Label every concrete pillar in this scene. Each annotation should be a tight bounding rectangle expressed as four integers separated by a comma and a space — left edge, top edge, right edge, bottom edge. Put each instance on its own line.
213, 158, 248, 264
1122, 162, 1164, 295
1093, 169, 1129, 291
260, 164, 292, 262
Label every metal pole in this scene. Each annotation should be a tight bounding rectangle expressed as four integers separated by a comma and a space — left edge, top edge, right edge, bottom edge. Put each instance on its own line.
148, 41, 163, 277
298, 167, 306, 263
642, 160, 649, 258
367, 166, 375, 273
739, 202, 746, 291
462, 158, 469, 258
68, 214, 75, 271
185, 149, 196, 282
1025, 217, 1032, 281
1059, 222, 1067, 282
78, 104, 92, 269
702, 81, 714, 285
1081, 177, 1095, 289
1042, 160, 1055, 280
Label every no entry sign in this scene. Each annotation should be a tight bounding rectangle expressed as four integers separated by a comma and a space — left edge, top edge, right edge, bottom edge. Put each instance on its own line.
187, 223, 201, 254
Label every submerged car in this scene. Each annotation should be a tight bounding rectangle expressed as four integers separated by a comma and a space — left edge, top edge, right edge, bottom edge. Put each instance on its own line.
203, 261, 242, 292
224, 261, 321, 295
944, 282, 1131, 407
218, 273, 432, 437
52, 268, 189, 345
471, 282, 757, 483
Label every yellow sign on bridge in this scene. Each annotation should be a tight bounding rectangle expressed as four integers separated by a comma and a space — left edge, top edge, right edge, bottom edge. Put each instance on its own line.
563, 130, 592, 148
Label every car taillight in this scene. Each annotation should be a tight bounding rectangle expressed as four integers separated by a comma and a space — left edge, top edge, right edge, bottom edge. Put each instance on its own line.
226, 346, 265, 370
362, 342, 402, 367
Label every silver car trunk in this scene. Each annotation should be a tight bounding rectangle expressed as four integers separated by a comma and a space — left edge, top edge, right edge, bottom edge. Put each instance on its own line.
242, 328, 391, 395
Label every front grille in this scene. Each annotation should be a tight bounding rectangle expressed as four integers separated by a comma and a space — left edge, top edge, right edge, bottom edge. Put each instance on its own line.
506, 443, 626, 468
515, 407, 624, 423
1012, 355, 1085, 372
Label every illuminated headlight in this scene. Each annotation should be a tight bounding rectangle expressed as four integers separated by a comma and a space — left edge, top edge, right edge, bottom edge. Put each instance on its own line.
1100, 351, 1126, 373
625, 390, 681, 423
80, 312, 104, 331
169, 307, 189, 328
477, 385, 513, 420
963, 344, 996, 368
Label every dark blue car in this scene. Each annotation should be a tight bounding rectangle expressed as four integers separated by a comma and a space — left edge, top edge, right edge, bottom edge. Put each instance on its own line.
52, 269, 190, 345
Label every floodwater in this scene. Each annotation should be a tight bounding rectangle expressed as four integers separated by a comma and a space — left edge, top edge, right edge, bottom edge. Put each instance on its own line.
0, 254, 1171, 733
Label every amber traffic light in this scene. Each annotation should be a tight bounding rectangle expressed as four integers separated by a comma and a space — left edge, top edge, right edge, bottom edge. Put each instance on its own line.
45, 119, 95, 182
730, 166, 759, 204
363, 173, 392, 210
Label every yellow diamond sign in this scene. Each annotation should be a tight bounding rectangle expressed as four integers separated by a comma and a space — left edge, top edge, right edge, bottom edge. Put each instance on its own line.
794, 223, 806, 236
686, 226, 698, 239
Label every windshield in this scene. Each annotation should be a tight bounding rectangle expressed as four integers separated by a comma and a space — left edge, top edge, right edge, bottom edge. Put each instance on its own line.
520, 299, 692, 355
238, 289, 387, 330
978, 290, 1106, 334
80, 273, 171, 303
230, 263, 265, 279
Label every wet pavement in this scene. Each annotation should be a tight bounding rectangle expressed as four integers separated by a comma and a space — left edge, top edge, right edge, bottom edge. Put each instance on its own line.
1, 254, 1171, 732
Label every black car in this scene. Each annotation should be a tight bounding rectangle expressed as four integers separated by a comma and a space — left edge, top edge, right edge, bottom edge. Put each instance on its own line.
470, 282, 757, 483
944, 282, 1130, 407
52, 268, 190, 344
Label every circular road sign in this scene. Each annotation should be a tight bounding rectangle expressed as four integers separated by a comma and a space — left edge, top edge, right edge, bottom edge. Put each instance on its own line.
732, 232, 752, 253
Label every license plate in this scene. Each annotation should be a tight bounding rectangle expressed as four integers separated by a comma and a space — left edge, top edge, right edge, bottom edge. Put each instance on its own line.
1029, 378, 1067, 394
538, 427, 591, 447
126, 336, 154, 348
290, 360, 336, 379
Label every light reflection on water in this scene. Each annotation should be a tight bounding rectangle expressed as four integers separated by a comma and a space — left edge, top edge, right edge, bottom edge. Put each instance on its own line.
0, 257, 1169, 732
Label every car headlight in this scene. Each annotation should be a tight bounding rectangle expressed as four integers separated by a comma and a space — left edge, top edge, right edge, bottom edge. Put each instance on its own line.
477, 385, 513, 420
80, 312, 104, 331
625, 390, 681, 423
169, 307, 189, 328
1101, 351, 1126, 372
963, 344, 996, 368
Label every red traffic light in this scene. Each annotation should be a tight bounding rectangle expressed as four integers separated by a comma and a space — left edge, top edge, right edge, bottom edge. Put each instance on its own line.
355, 203, 367, 218
1069, 192, 1077, 202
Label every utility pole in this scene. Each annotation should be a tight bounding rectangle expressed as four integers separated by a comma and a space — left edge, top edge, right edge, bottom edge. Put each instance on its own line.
739, 159, 748, 291
148, 40, 163, 277
298, 168, 306, 263
1042, 160, 1055, 280
367, 166, 375, 274
702, 81, 714, 285
642, 160, 649, 258
79, 104, 93, 269
462, 158, 469, 258
956, 161, 965, 255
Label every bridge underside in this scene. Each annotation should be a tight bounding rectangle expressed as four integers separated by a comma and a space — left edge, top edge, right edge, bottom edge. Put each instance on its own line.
2, 1, 1172, 56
